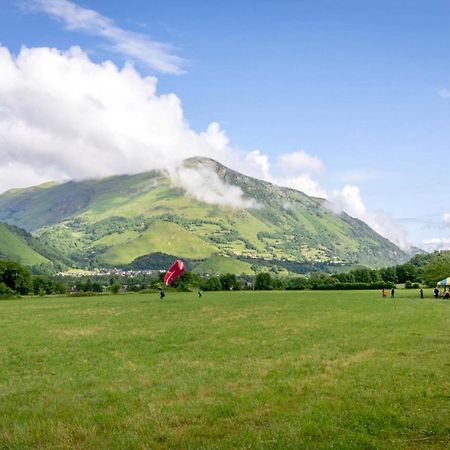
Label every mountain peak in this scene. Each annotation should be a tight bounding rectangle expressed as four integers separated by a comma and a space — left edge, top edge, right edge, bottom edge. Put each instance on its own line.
0, 161, 409, 270
183, 156, 221, 167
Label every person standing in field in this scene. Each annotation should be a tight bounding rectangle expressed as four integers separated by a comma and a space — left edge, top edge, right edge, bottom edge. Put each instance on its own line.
433, 287, 439, 299
391, 287, 395, 298
420, 288, 424, 299
382, 288, 387, 298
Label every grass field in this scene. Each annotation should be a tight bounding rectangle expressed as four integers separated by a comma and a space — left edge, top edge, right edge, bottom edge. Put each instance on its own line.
0, 290, 449, 449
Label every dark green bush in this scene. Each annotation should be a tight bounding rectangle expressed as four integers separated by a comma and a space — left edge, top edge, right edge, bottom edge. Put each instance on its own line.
68, 291, 98, 297
109, 283, 121, 294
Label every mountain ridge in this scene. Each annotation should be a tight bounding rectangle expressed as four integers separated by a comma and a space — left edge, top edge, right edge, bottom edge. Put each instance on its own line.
0, 157, 409, 272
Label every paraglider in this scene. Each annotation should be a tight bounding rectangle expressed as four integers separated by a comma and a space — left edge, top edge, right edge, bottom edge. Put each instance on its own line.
163, 259, 185, 285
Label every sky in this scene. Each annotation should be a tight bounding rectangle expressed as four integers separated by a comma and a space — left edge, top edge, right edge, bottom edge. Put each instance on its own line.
1, 0, 450, 251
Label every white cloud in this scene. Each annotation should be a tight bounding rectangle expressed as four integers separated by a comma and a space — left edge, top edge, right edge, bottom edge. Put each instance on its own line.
0, 161, 61, 193
421, 237, 450, 251
245, 150, 271, 180
443, 212, 450, 225
274, 151, 409, 250
280, 175, 328, 198
270, 150, 327, 198
329, 185, 366, 217
0, 45, 254, 206
171, 166, 259, 209
27, 0, 184, 74
367, 211, 411, 252
0, 44, 413, 247
329, 185, 411, 250
278, 150, 324, 174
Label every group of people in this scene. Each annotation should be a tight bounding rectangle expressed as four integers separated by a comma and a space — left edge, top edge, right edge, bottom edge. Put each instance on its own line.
382, 286, 449, 299
432, 287, 450, 299
381, 287, 396, 298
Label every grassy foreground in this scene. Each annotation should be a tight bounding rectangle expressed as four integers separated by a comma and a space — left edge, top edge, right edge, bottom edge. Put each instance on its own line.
0, 290, 449, 449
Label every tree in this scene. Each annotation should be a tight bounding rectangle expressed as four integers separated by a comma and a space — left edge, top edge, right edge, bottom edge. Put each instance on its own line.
379, 267, 398, 284
309, 272, 330, 282
335, 272, 355, 283
271, 277, 285, 290
53, 280, 67, 295
285, 277, 307, 290
369, 270, 383, 283
352, 269, 373, 283
0, 261, 32, 295
255, 272, 272, 290
219, 273, 240, 291
203, 277, 222, 291
171, 271, 201, 291
396, 263, 418, 283
422, 252, 450, 286
32, 275, 54, 295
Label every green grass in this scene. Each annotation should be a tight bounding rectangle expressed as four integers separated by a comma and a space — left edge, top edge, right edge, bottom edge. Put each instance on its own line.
0, 290, 449, 449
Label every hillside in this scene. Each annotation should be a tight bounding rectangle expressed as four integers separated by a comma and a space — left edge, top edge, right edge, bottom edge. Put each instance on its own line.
0, 222, 50, 266
0, 157, 408, 272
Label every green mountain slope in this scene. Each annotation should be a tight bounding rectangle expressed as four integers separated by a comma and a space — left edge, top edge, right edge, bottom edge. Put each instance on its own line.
0, 222, 50, 265
193, 255, 254, 275
0, 158, 408, 271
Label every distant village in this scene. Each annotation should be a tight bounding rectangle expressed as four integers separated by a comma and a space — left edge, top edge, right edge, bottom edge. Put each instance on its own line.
57, 268, 164, 278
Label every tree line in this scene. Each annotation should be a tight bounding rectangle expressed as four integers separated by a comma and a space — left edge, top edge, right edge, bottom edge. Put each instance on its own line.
2, 251, 450, 297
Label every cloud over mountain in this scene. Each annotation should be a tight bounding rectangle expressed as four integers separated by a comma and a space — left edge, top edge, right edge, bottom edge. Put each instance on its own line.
0, 43, 409, 247
0, 45, 247, 197
329, 185, 410, 251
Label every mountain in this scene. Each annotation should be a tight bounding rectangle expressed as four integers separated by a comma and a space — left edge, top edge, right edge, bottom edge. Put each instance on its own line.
0, 222, 62, 266
0, 157, 408, 273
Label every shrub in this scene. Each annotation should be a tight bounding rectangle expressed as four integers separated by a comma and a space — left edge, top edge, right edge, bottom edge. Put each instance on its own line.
0, 282, 14, 297
255, 272, 272, 290
68, 291, 98, 297
203, 277, 222, 291
311, 282, 394, 290
32, 275, 54, 295
285, 277, 307, 290
109, 283, 121, 294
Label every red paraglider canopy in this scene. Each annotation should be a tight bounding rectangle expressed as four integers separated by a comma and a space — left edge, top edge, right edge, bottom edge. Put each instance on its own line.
163, 259, 185, 285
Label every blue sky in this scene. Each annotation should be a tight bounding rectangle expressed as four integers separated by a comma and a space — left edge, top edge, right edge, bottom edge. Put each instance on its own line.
1, 0, 450, 249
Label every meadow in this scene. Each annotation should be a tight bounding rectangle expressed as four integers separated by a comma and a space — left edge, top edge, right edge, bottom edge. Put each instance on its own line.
0, 290, 449, 449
